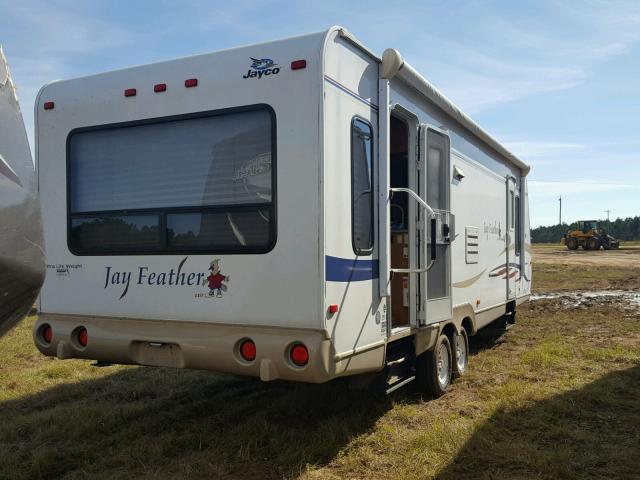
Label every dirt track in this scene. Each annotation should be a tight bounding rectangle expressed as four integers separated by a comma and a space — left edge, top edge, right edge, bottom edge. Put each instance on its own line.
532, 244, 640, 267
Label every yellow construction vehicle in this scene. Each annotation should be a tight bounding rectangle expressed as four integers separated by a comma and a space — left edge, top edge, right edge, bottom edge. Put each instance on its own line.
563, 220, 620, 250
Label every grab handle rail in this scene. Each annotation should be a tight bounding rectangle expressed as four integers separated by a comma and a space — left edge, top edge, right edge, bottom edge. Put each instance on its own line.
390, 187, 434, 218
389, 187, 437, 273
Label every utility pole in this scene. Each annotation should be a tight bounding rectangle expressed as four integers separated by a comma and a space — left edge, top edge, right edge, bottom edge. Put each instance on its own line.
558, 196, 562, 225
604, 209, 611, 221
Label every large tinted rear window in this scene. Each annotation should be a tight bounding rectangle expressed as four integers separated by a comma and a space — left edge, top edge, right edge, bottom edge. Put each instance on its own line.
68, 105, 276, 255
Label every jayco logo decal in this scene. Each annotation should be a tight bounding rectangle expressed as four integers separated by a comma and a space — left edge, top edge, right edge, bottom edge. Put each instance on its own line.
103, 257, 230, 300
243, 57, 280, 79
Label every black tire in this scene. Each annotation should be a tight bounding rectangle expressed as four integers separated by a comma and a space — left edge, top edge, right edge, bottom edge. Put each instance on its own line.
452, 327, 469, 378
586, 237, 600, 250
416, 334, 452, 398
566, 237, 579, 250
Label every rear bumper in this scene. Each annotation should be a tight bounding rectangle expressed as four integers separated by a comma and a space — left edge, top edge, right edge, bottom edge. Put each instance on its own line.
34, 314, 383, 383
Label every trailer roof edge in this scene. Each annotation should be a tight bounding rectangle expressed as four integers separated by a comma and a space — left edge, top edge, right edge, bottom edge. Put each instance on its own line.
395, 58, 531, 176
335, 28, 530, 176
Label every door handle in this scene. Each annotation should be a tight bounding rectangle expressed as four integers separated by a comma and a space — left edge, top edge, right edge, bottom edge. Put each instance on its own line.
443, 223, 450, 242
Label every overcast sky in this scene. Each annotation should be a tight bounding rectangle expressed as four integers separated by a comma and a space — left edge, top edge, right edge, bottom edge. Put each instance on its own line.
1, 0, 639, 227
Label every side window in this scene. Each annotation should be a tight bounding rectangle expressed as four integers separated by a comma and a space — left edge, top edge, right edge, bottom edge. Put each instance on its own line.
351, 118, 374, 255
515, 195, 521, 255
510, 191, 515, 229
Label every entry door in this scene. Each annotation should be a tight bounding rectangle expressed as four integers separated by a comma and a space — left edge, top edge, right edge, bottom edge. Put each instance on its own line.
419, 125, 453, 325
506, 177, 518, 300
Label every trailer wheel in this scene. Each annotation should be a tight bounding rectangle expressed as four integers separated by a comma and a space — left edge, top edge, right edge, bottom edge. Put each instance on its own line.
566, 237, 578, 250
586, 237, 600, 250
416, 334, 452, 397
452, 327, 469, 378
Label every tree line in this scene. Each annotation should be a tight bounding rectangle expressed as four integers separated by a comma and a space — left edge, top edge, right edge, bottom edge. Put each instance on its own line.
531, 216, 640, 243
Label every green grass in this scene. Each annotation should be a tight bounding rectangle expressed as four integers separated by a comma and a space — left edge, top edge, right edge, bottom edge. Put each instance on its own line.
532, 263, 640, 293
520, 335, 574, 369
0, 266, 639, 479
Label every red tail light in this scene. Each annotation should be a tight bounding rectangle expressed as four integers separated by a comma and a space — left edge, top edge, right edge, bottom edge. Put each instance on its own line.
184, 78, 198, 88
328, 304, 339, 314
42, 324, 52, 344
291, 59, 307, 70
239, 339, 256, 361
290, 344, 309, 366
154, 83, 167, 93
124, 88, 137, 97
43, 101, 55, 110
78, 328, 88, 347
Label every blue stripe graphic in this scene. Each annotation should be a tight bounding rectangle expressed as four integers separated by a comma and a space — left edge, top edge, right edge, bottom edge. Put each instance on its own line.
325, 255, 378, 282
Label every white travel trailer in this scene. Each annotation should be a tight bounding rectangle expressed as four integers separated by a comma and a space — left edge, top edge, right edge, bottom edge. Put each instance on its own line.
35, 27, 531, 395
0, 46, 45, 338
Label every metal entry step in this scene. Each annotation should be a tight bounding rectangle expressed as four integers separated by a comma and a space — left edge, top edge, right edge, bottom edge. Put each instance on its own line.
386, 375, 415, 394
385, 336, 416, 394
